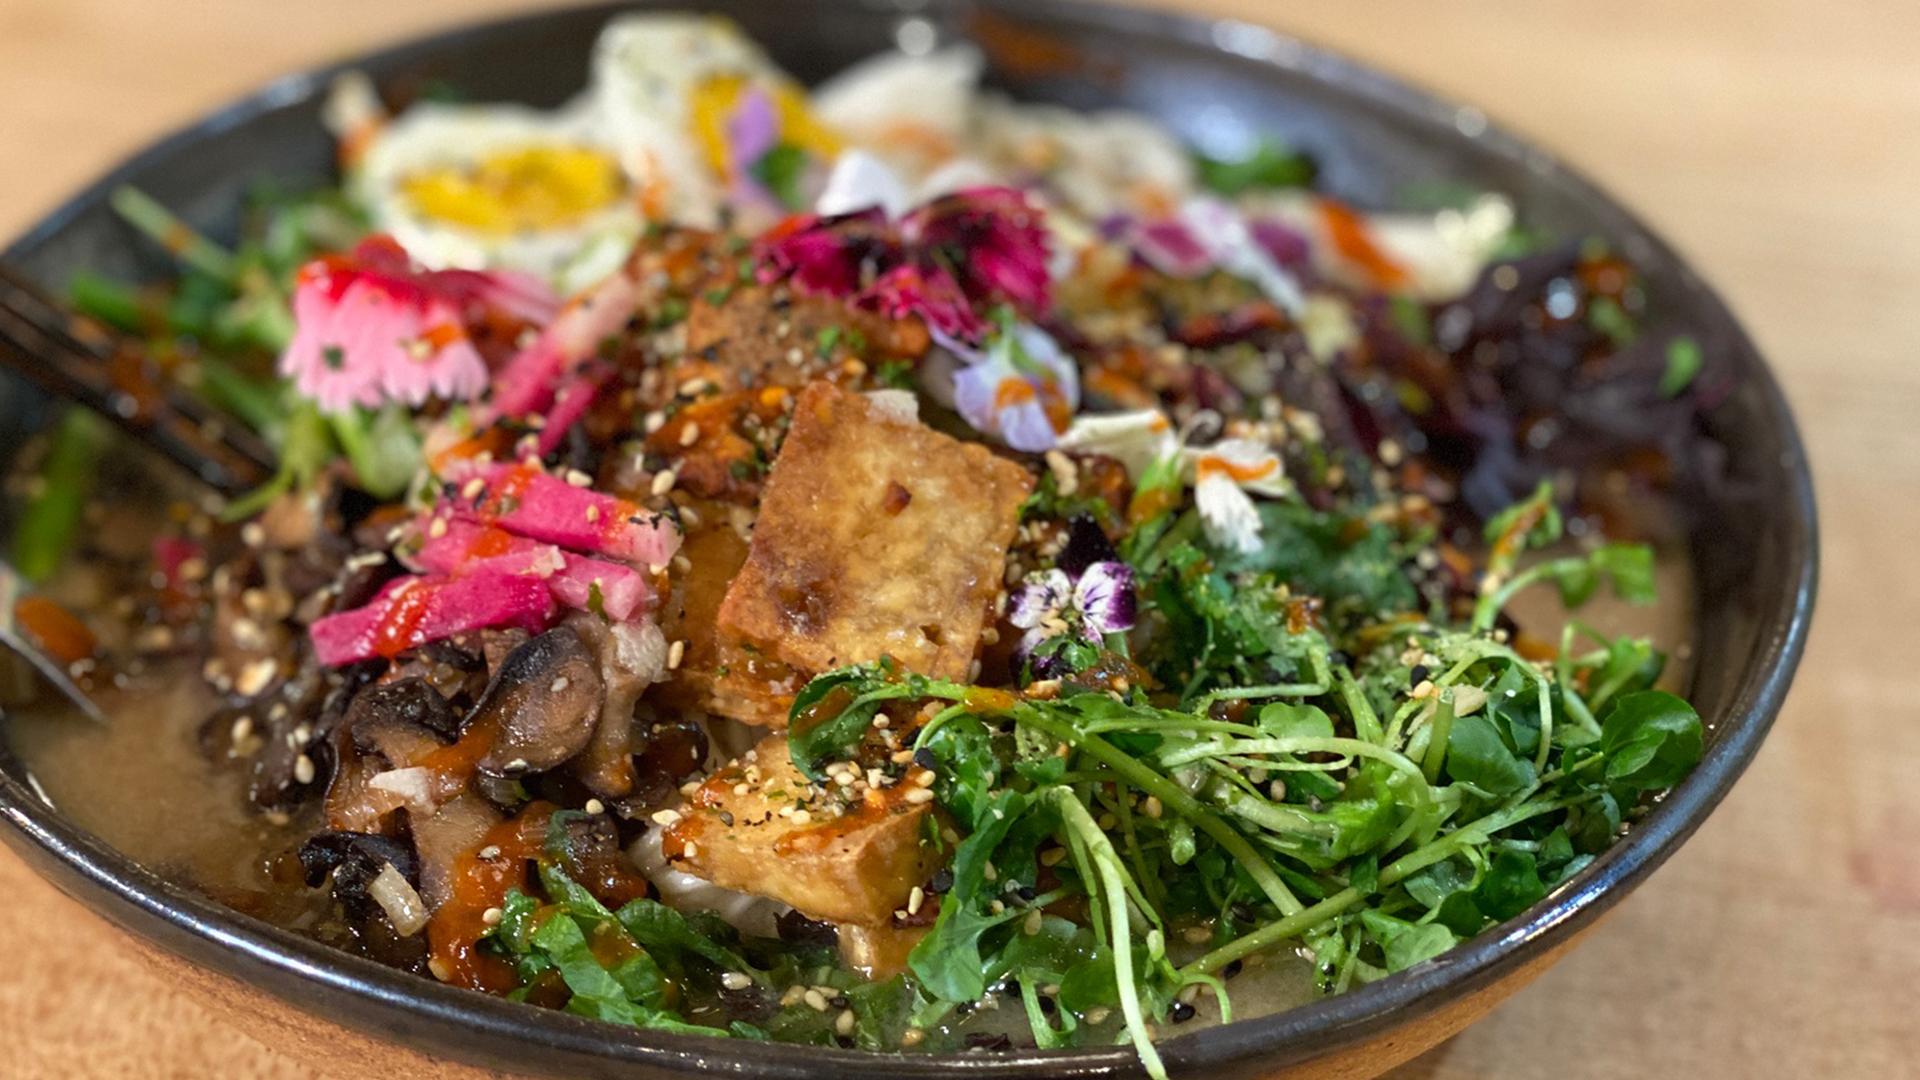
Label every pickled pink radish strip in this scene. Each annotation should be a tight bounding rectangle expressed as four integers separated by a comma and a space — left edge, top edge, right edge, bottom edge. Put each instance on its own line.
413, 519, 653, 621
309, 571, 556, 666
450, 464, 680, 568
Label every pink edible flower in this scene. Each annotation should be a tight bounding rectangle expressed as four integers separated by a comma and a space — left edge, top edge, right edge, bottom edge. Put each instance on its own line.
449, 463, 682, 569
755, 186, 1050, 343
280, 236, 559, 414
308, 571, 556, 666
901, 187, 1052, 318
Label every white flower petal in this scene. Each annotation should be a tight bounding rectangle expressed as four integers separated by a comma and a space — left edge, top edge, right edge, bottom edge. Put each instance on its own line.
815, 149, 913, 217
1195, 472, 1264, 555
1009, 569, 1072, 629
1056, 409, 1178, 481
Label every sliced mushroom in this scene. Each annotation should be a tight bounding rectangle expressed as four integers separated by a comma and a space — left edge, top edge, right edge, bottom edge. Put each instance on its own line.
348, 677, 459, 765
564, 614, 667, 798
410, 792, 502, 910
472, 626, 605, 777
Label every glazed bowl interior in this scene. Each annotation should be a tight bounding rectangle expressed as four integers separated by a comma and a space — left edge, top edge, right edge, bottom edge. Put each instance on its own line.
0, 2, 1815, 1078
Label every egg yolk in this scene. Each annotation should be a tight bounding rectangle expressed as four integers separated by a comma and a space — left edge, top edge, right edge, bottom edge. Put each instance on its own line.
401, 146, 624, 234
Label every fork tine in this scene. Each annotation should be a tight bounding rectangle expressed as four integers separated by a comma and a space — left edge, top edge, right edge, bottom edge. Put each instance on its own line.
0, 264, 276, 497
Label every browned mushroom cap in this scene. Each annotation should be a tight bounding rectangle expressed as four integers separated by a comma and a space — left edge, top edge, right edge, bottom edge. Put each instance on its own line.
563, 614, 667, 799
348, 677, 459, 767
473, 626, 605, 777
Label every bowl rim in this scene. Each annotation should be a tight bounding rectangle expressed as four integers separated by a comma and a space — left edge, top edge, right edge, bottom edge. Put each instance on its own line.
0, 1, 1818, 1076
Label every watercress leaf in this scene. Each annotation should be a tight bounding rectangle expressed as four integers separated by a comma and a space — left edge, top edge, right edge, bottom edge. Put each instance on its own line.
1445, 713, 1537, 796
921, 716, 1000, 830
1403, 857, 1475, 911
1472, 848, 1547, 921
1257, 701, 1335, 740
1597, 690, 1703, 791
1057, 943, 1119, 1012
908, 789, 1031, 1002
1359, 910, 1457, 973
1433, 891, 1487, 936
786, 661, 901, 779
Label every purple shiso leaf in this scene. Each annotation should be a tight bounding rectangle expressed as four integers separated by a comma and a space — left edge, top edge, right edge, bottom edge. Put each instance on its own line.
309, 571, 556, 667
1073, 560, 1137, 637
450, 465, 682, 569
1008, 569, 1072, 630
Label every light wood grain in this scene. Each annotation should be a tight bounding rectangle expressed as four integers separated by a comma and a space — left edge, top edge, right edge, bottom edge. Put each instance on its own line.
2, 1, 1914, 1077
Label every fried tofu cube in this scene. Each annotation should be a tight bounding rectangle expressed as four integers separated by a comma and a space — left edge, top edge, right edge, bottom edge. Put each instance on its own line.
713, 381, 1031, 709
661, 734, 937, 925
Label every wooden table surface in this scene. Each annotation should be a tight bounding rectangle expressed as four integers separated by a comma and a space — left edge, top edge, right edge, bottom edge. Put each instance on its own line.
2, 1, 1914, 1076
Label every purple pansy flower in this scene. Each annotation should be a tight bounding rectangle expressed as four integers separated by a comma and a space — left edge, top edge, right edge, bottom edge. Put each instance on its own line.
1007, 516, 1136, 677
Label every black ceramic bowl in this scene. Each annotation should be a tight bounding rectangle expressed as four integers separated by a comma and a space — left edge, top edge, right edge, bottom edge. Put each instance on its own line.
0, 2, 1816, 1077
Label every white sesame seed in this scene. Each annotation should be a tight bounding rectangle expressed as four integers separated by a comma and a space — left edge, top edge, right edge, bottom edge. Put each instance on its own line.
904, 788, 935, 805
565, 469, 593, 488
292, 754, 315, 785
1024, 909, 1044, 935
721, 972, 753, 991
551, 676, 570, 693
481, 907, 503, 926
780, 985, 807, 1007
667, 639, 686, 670
586, 505, 601, 524
907, 886, 925, 915
1143, 796, 1164, 819
651, 809, 683, 826
790, 809, 812, 825
901, 1028, 925, 1048
428, 516, 448, 539
584, 799, 606, 815
684, 841, 699, 858
1039, 847, 1066, 867
650, 470, 678, 497
478, 845, 502, 860
803, 989, 830, 1012
235, 658, 277, 697
428, 957, 453, 982
679, 424, 700, 447
835, 1009, 856, 1036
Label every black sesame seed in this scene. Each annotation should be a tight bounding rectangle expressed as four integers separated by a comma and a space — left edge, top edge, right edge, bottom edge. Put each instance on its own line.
1409, 664, 1431, 688
1222, 959, 1245, 980
1170, 1001, 1197, 1023
927, 867, 954, 894
1036, 994, 1056, 1015
1014, 884, 1036, 901
912, 747, 939, 772
829, 994, 849, 1009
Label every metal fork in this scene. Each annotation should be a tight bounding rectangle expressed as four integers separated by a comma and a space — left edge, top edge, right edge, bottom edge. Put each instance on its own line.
0, 263, 279, 722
